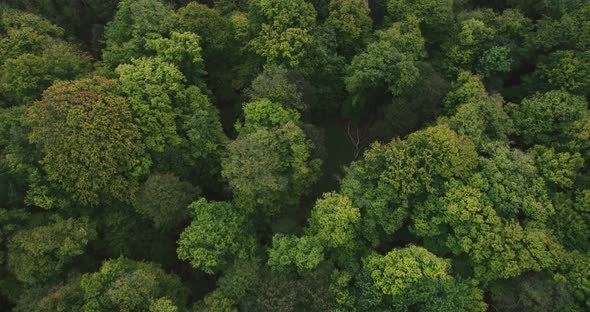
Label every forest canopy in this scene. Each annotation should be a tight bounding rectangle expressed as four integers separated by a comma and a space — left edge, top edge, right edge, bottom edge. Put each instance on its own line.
1, 0, 589, 311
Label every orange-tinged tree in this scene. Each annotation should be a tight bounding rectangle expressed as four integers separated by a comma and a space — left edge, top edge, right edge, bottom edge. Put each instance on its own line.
25, 77, 146, 207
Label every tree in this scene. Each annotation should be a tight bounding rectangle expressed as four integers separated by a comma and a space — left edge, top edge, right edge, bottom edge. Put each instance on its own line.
144, 31, 206, 86
100, 0, 177, 69
267, 234, 324, 274
267, 192, 360, 273
116, 55, 227, 182
477, 147, 553, 222
345, 17, 425, 109
25, 77, 146, 207
509, 0, 584, 18
528, 50, 590, 96
135, 173, 199, 231
80, 257, 188, 312
177, 2, 237, 94
0, 8, 91, 106
0, 7, 63, 63
246, 66, 310, 112
445, 9, 531, 78
528, 2, 590, 53
376, 63, 449, 139
443, 71, 488, 115
0, 105, 38, 209
236, 99, 300, 134
446, 18, 496, 76
362, 246, 487, 311
550, 191, 590, 251
478, 46, 512, 77
530, 145, 584, 190
177, 199, 257, 274
489, 272, 580, 312
116, 57, 188, 153
222, 121, 321, 217
341, 125, 477, 244
412, 172, 563, 281
13, 274, 85, 312
8, 217, 96, 284
364, 246, 451, 296
386, 0, 454, 49
170, 85, 227, 182
325, 0, 372, 58
509, 90, 590, 152
0, 208, 29, 266
561, 252, 590, 310
440, 72, 513, 151
249, 0, 317, 69
307, 192, 360, 249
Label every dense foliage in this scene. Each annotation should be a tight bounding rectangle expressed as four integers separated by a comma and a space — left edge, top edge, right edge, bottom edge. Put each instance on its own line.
1, 0, 589, 311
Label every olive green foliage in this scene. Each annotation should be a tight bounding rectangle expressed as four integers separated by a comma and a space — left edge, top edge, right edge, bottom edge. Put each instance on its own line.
80, 257, 188, 312
3, 1, 590, 311
116, 55, 226, 181
412, 148, 564, 281
387, 0, 454, 48
509, 90, 590, 152
529, 50, 590, 96
307, 192, 360, 249
0, 105, 37, 208
247, 66, 309, 111
117, 57, 187, 153
177, 2, 237, 94
177, 3, 229, 58
101, 0, 176, 69
16, 275, 85, 312
223, 119, 321, 217
250, 0, 317, 69
25, 77, 146, 207
8, 217, 96, 284
267, 192, 360, 272
561, 252, 590, 309
345, 17, 425, 108
268, 234, 325, 274
0, 208, 28, 265
441, 72, 513, 150
136, 173, 198, 230
529, 1, 590, 52
236, 99, 300, 134
551, 191, 590, 251
144, 31, 206, 86
326, 0, 372, 57
445, 9, 531, 77
177, 199, 257, 274
0, 8, 91, 106
443, 71, 487, 115
341, 125, 477, 244
363, 246, 487, 311
531, 145, 584, 190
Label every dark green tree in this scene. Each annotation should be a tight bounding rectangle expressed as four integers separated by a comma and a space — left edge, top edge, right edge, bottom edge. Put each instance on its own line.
345, 17, 425, 110
0, 8, 91, 106
135, 173, 199, 231
80, 257, 188, 312
177, 199, 257, 274
8, 217, 96, 284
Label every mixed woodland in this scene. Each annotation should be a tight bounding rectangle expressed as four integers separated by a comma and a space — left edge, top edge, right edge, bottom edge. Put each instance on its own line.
0, 0, 590, 311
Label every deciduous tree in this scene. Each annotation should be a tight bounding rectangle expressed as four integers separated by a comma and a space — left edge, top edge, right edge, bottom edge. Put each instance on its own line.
25, 77, 146, 207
